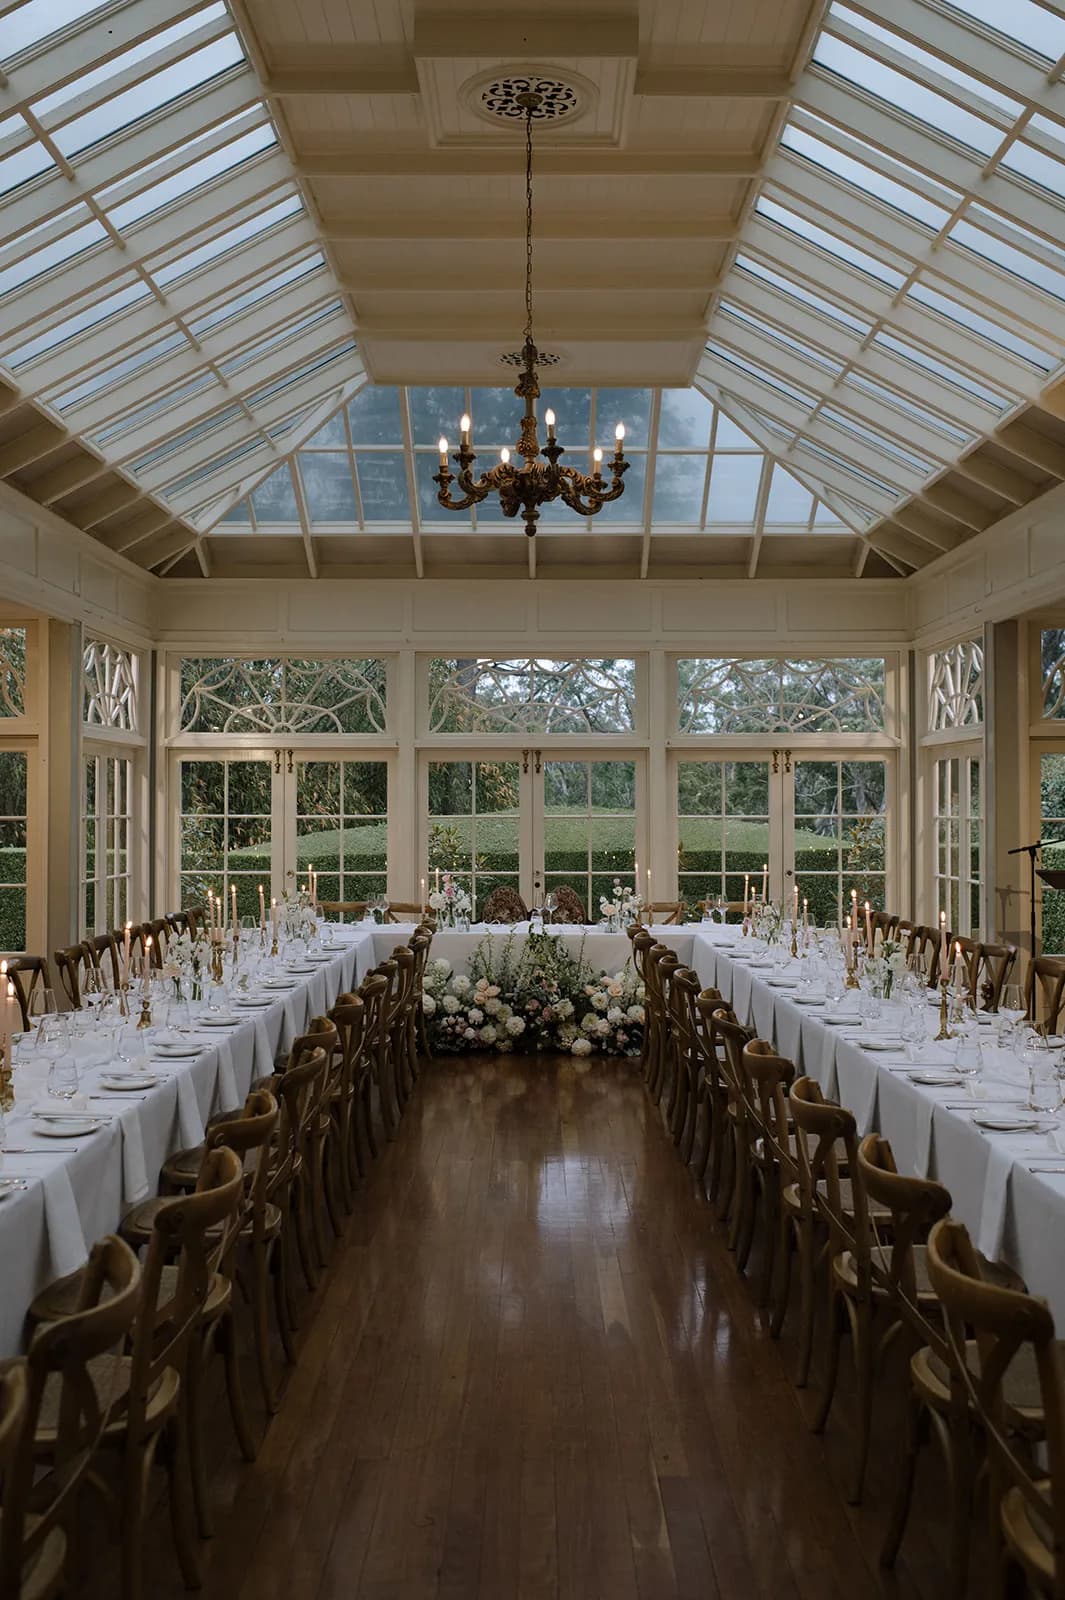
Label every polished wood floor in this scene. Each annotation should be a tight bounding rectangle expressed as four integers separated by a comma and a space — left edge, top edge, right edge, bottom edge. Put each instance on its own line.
83, 1054, 980, 1599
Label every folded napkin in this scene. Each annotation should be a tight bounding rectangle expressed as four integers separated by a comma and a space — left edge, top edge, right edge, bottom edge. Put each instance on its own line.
41, 1163, 89, 1280
118, 1104, 149, 1203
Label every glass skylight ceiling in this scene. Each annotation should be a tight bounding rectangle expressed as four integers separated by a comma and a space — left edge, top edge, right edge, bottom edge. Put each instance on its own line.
211, 384, 848, 541
697, 0, 1065, 528
0, 0, 361, 524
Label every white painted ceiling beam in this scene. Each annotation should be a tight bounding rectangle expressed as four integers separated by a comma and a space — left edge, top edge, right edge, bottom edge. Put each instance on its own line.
320, 211, 739, 242
297, 149, 761, 178
410, 9, 640, 59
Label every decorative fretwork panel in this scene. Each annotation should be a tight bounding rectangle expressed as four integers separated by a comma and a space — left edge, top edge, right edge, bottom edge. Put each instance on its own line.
928, 640, 983, 732
179, 657, 388, 734
0, 628, 27, 719
428, 657, 636, 734
677, 657, 885, 735
83, 639, 137, 732
1042, 630, 1065, 721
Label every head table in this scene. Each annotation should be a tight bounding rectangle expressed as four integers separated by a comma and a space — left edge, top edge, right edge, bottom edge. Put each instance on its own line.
1, 917, 1063, 1350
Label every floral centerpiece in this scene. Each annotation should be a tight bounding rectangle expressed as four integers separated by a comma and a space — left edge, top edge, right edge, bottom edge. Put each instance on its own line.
421, 931, 645, 1057
598, 877, 643, 933
428, 870, 473, 930
753, 900, 784, 944
864, 937, 908, 1000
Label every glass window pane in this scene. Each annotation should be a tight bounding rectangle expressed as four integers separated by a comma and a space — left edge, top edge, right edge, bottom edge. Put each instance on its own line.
706, 456, 764, 524
354, 452, 409, 520
299, 453, 357, 523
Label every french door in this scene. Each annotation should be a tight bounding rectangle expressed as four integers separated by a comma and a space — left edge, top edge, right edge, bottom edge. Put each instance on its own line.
421, 749, 642, 920
672, 749, 893, 925
1034, 742, 1065, 954
172, 750, 391, 911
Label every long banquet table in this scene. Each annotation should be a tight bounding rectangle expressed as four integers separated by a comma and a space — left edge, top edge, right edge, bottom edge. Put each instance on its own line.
0, 927, 380, 1356
3, 916, 1064, 1349
688, 928, 1065, 1326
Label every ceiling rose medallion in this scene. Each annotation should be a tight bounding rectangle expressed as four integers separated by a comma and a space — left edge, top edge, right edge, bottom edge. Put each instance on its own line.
434, 90, 628, 537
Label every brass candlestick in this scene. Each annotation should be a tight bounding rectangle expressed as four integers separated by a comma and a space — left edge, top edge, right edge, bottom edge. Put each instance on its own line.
934, 979, 952, 1041
136, 996, 152, 1030
211, 940, 224, 984
270, 932, 279, 958
790, 925, 798, 958
0, 1040, 13, 1113
117, 981, 129, 1019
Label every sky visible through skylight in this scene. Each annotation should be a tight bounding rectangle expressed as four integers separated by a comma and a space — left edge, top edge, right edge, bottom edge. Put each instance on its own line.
213, 385, 847, 539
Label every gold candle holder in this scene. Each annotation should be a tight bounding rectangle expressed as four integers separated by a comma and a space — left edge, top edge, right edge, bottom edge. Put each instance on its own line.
117, 981, 129, 1019
0, 1039, 13, 1113
136, 996, 152, 1030
211, 941, 224, 984
790, 927, 798, 958
270, 933, 279, 958
934, 979, 952, 1042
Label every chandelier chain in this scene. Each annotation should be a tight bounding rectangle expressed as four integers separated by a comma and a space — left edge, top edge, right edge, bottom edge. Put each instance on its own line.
524, 101, 534, 346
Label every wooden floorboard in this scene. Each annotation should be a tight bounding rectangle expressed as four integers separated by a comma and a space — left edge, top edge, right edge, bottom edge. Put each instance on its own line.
75, 1052, 988, 1600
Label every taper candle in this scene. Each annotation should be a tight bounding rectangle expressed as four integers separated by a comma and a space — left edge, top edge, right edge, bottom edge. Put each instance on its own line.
231, 883, 237, 933
142, 936, 152, 993
939, 910, 948, 972
258, 884, 265, 928
743, 872, 750, 913
864, 899, 873, 953
761, 862, 768, 902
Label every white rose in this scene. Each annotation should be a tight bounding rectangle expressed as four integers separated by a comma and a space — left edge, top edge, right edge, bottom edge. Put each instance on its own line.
428, 891, 445, 910
479, 1024, 498, 1044
486, 985, 500, 998
498, 1004, 512, 1021
484, 997, 501, 1016
596, 1017, 612, 1035
464, 1027, 476, 1040
581, 1013, 599, 1033
627, 1005, 645, 1022
467, 1007, 484, 1025
555, 998, 574, 1020
607, 1006, 624, 1024
571, 1037, 593, 1056
452, 975, 471, 995
591, 991, 608, 1011
442, 994, 460, 1014
505, 1016, 525, 1037
421, 994, 437, 1016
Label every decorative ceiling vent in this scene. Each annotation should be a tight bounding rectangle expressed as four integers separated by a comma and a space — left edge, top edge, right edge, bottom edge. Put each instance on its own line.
460, 64, 597, 133
499, 348, 563, 369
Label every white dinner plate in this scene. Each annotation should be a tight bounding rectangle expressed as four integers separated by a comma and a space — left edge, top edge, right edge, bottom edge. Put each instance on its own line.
152, 1043, 202, 1059
235, 997, 273, 1008
793, 995, 826, 1006
31, 1117, 103, 1137
908, 1072, 962, 1086
304, 953, 334, 963
767, 977, 799, 989
285, 965, 317, 975
972, 1111, 1050, 1132
197, 1016, 241, 1028
99, 1072, 158, 1090
822, 1014, 859, 1026
859, 1037, 904, 1052
262, 980, 297, 991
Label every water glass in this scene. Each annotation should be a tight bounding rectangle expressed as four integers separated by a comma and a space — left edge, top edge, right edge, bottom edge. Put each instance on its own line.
999, 983, 1026, 1038
47, 1052, 79, 1099
1022, 1036, 1061, 1116
901, 1005, 926, 1063
858, 988, 882, 1025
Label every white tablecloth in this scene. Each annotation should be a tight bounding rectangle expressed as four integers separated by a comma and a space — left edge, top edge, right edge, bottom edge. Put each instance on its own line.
0, 930, 379, 1356
692, 933, 1065, 1325
368, 921, 696, 974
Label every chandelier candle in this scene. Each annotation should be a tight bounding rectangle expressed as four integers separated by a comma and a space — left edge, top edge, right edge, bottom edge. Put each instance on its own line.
434, 92, 628, 536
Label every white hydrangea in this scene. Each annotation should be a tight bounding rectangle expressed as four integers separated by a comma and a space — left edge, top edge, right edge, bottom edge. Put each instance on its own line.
581, 1013, 599, 1033
627, 1004, 645, 1023
467, 1006, 484, 1025
595, 1016, 612, 1036
433, 957, 451, 974
421, 994, 437, 1016
478, 1024, 498, 1044
442, 994, 460, 1014
483, 997, 502, 1016
452, 974, 471, 995
505, 1015, 526, 1037
555, 998, 574, 1020
607, 1006, 624, 1024
571, 1037, 593, 1056
497, 1004, 512, 1021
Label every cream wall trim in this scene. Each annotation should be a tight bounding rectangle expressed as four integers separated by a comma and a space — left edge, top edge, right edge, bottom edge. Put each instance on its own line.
911, 480, 1065, 650
0, 486, 154, 648
150, 577, 912, 650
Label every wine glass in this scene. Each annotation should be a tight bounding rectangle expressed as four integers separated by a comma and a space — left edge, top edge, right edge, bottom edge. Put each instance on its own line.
28, 988, 57, 1038
999, 982, 1026, 1043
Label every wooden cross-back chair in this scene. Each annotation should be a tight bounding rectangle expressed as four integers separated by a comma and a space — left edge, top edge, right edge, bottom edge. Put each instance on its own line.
709, 1009, 758, 1250
326, 995, 366, 1208
4, 956, 53, 1030
1027, 956, 1065, 1033
651, 946, 681, 1111
319, 901, 367, 923
356, 973, 390, 1166
666, 968, 702, 1157
927, 1217, 1065, 1600
53, 942, 96, 1010
383, 901, 424, 923
909, 924, 942, 985
409, 927, 434, 1062
690, 989, 732, 1199
0, 1235, 142, 1600
953, 938, 1018, 1012
29, 1154, 242, 1600
647, 902, 685, 925
740, 1040, 797, 1316
86, 930, 122, 990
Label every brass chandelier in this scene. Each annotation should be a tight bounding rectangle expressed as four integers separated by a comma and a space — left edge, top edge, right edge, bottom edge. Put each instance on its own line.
434, 90, 628, 537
